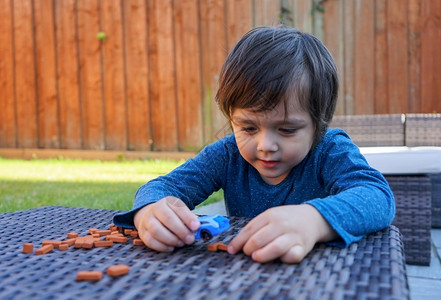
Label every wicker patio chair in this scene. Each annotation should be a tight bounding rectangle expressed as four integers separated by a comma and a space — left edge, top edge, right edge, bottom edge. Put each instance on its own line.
405, 113, 441, 227
330, 114, 405, 147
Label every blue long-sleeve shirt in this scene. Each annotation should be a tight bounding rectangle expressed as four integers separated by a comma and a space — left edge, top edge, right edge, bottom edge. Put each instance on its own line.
113, 129, 395, 247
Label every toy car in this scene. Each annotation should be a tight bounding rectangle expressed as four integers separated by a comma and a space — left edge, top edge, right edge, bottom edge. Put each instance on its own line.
194, 215, 230, 241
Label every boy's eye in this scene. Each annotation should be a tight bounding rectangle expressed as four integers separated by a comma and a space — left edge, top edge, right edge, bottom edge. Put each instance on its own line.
279, 128, 297, 134
241, 127, 257, 133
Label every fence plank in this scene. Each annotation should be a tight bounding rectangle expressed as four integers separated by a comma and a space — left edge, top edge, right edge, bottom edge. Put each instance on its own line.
200, 0, 229, 143
253, 0, 281, 26
323, 0, 344, 115
148, 0, 178, 151
342, 0, 355, 115
374, 0, 389, 114
123, 0, 151, 151
101, 0, 127, 150
77, 0, 105, 150
408, 0, 422, 113
387, 0, 409, 113
226, 0, 253, 49
55, 0, 82, 149
13, 0, 37, 148
34, 0, 59, 148
291, 0, 313, 33
173, 0, 203, 151
354, 0, 375, 114
0, 0, 16, 147
421, 0, 441, 113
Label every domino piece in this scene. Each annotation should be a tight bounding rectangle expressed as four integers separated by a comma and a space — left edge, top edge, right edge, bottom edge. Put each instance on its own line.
94, 240, 113, 248
106, 235, 128, 243
217, 243, 228, 251
23, 243, 34, 254
67, 232, 79, 239
62, 238, 76, 247
81, 236, 94, 249
207, 242, 229, 252
88, 228, 99, 235
133, 239, 144, 246
74, 237, 84, 248
207, 243, 219, 252
35, 244, 54, 255
107, 264, 130, 277
76, 271, 103, 281
96, 230, 111, 236
42, 240, 62, 249
59, 244, 69, 251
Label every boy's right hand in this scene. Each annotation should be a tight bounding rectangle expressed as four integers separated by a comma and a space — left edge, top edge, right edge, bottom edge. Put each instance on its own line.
133, 196, 200, 252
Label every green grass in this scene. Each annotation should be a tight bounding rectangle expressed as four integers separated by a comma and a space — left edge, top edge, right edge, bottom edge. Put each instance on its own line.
0, 157, 223, 213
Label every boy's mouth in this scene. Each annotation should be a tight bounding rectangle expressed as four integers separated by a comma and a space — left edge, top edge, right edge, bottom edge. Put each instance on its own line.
258, 159, 279, 168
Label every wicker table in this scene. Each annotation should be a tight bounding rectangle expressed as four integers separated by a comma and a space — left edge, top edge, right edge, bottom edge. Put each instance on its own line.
0, 206, 409, 300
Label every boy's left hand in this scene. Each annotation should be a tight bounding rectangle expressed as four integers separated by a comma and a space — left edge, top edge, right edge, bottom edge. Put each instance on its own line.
227, 204, 337, 263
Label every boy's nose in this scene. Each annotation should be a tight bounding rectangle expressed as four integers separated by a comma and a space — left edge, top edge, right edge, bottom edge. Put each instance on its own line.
257, 132, 278, 152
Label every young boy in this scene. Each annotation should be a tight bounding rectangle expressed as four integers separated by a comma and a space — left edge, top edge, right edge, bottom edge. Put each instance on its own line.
113, 26, 395, 263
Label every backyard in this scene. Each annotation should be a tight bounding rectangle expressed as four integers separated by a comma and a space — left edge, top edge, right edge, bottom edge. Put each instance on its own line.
0, 157, 223, 213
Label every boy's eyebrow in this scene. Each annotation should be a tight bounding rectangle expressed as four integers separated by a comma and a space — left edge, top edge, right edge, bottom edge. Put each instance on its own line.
231, 116, 253, 123
283, 117, 308, 126
232, 116, 308, 126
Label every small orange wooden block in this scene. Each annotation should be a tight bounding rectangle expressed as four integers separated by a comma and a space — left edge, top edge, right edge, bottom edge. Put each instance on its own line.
76, 271, 103, 281
35, 244, 54, 255
82, 236, 94, 249
107, 264, 130, 277
133, 239, 144, 246
23, 243, 34, 254
59, 244, 69, 251
67, 232, 79, 239
130, 230, 139, 238
94, 240, 113, 248
74, 238, 84, 248
62, 238, 77, 247
89, 228, 99, 234
207, 242, 229, 252
106, 235, 128, 243
42, 240, 62, 249
96, 230, 111, 236
217, 243, 228, 251
207, 243, 219, 252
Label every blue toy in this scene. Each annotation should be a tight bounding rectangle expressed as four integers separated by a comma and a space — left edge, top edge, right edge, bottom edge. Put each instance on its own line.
194, 215, 230, 241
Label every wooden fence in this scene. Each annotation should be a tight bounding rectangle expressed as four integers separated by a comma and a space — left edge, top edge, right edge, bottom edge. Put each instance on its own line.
0, 0, 440, 152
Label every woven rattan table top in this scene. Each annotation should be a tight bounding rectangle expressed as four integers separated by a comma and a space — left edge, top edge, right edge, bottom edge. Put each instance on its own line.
0, 206, 409, 300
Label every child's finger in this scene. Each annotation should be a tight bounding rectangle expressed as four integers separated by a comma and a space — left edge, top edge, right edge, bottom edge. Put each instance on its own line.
228, 217, 267, 254
279, 245, 306, 264
250, 235, 294, 263
155, 197, 197, 245
139, 227, 175, 252
169, 200, 200, 231
241, 223, 281, 256
145, 216, 183, 247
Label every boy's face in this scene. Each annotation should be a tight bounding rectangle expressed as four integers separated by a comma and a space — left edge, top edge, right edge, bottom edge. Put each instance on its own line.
231, 99, 314, 185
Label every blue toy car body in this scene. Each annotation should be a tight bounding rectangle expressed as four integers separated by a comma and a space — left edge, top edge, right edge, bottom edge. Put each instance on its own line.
194, 215, 230, 241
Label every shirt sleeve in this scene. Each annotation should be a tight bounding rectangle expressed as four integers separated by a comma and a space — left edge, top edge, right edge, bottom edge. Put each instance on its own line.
112, 136, 231, 228
306, 130, 396, 247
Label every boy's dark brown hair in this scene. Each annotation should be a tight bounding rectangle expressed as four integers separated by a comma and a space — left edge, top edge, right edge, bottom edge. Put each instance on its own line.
216, 26, 339, 148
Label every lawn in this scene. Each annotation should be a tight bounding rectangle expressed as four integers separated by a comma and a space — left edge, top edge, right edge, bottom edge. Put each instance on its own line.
0, 157, 223, 213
